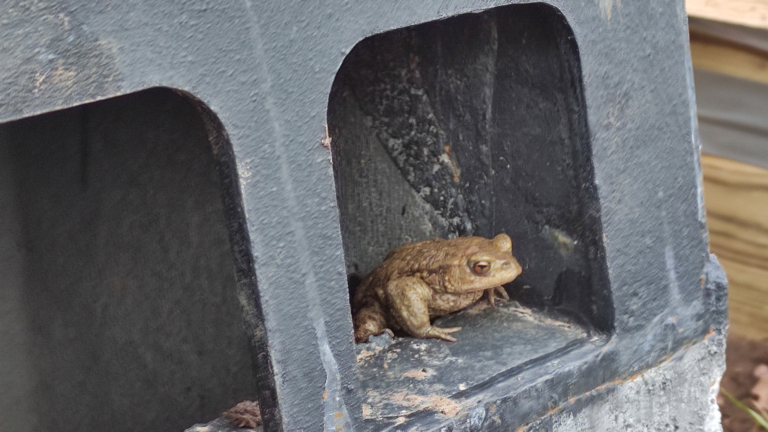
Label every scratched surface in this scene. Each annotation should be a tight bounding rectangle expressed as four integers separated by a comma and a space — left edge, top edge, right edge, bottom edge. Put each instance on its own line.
357, 302, 588, 419
0, 0, 717, 430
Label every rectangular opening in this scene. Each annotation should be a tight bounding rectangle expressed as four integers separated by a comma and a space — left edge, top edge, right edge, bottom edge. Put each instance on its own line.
0, 88, 255, 431
328, 3, 613, 423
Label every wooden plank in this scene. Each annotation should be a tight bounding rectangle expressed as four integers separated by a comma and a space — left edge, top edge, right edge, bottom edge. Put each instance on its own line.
690, 36, 768, 86
687, 0, 768, 31
718, 257, 768, 341
702, 154, 768, 339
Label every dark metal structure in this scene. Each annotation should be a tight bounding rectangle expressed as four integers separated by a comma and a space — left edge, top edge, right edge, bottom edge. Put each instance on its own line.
0, 1, 725, 431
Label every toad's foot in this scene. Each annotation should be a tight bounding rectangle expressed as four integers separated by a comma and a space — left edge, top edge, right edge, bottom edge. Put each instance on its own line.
354, 303, 389, 343
424, 325, 462, 342
486, 286, 510, 307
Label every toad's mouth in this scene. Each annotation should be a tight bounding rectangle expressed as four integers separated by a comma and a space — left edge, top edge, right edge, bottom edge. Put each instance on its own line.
463, 280, 517, 292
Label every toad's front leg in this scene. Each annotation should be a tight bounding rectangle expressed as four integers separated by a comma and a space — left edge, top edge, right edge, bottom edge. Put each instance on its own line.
385, 277, 462, 342
485, 286, 510, 307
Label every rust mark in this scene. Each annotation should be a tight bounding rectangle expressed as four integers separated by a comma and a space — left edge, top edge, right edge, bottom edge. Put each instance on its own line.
321, 124, 333, 165
361, 403, 372, 418
388, 392, 461, 417
356, 349, 374, 362
402, 368, 434, 380
442, 145, 461, 183
356, 345, 383, 363
322, 124, 332, 150
334, 412, 344, 419
323, 389, 328, 399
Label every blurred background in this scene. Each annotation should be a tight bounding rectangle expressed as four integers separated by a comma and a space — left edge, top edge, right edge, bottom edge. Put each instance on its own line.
686, 1, 768, 430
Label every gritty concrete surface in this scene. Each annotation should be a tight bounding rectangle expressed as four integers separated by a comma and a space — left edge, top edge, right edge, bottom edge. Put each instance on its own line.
523, 334, 725, 432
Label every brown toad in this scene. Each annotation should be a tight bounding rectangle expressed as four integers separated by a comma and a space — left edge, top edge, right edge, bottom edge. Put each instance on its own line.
353, 233, 522, 343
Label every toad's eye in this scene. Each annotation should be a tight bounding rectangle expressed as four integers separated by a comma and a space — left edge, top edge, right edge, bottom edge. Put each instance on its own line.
472, 261, 491, 275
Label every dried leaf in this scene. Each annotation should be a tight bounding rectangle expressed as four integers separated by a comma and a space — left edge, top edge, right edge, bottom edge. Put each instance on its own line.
222, 400, 262, 429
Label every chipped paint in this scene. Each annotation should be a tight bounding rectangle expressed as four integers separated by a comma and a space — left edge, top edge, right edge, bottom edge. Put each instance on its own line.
598, 0, 621, 20
244, 2, 353, 429
544, 226, 576, 256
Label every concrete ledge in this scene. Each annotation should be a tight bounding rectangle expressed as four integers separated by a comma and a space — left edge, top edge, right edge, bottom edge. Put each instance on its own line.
522, 333, 725, 432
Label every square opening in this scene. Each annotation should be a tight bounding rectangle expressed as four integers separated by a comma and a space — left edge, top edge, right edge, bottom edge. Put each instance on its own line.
0, 88, 255, 431
328, 3, 613, 423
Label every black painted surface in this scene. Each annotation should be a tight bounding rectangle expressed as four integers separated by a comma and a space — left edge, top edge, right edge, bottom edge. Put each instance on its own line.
357, 301, 588, 419
328, 7, 619, 427
0, 0, 714, 431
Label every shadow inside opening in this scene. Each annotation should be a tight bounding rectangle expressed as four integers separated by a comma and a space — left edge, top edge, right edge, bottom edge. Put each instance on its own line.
328, 3, 613, 421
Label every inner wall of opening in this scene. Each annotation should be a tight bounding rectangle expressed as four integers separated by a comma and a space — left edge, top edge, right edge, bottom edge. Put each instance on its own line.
329, 4, 612, 333
0, 88, 256, 432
